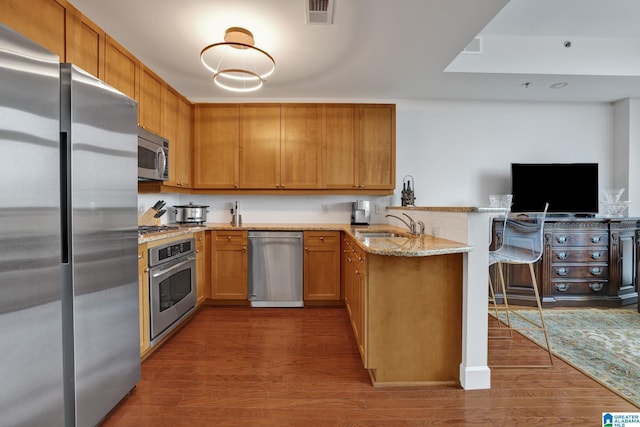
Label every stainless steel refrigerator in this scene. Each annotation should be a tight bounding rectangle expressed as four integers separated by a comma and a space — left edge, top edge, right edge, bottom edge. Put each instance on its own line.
0, 23, 140, 426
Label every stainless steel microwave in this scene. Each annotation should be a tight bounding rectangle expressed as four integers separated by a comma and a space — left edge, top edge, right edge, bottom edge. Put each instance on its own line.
138, 126, 168, 181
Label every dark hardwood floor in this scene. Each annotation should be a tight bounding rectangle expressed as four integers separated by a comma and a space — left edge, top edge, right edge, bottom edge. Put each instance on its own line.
102, 306, 638, 426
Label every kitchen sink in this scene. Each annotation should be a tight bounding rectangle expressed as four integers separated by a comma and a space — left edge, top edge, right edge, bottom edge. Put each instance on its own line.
355, 230, 405, 238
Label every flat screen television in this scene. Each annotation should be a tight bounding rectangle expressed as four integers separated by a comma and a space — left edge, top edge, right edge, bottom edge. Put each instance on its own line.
510, 163, 599, 215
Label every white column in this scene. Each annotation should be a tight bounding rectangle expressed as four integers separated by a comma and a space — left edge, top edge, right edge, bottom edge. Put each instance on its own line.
458, 211, 492, 389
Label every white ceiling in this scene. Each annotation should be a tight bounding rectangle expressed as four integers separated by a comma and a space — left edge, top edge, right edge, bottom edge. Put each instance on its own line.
67, 0, 640, 103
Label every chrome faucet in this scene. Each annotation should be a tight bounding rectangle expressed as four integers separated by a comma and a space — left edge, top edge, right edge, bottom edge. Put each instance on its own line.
385, 213, 418, 235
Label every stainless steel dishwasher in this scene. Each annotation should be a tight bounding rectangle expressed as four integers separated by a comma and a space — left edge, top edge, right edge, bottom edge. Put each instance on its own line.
248, 231, 304, 307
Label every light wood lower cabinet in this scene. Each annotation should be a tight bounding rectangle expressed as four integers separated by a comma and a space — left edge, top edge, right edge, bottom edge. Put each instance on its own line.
194, 231, 207, 307
211, 230, 248, 301
343, 234, 367, 363
342, 233, 464, 386
137, 243, 151, 359
304, 231, 341, 303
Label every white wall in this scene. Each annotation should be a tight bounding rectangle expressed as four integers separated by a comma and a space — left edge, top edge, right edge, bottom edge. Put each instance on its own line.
140, 99, 616, 224
395, 99, 613, 207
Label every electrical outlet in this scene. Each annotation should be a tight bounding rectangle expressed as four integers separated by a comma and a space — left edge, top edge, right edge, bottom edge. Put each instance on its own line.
375, 204, 382, 214
321, 203, 329, 214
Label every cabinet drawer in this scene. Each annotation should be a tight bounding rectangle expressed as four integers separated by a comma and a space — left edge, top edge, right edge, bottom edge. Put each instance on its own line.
213, 230, 247, 245
304, 231, 340, 246
551, 232, 608, 247
551, 264, 608, 279
551, 248, 608, 263
551, 280, 608, 295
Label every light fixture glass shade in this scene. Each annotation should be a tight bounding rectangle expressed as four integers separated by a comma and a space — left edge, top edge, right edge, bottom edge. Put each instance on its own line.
200, 27, 275, 92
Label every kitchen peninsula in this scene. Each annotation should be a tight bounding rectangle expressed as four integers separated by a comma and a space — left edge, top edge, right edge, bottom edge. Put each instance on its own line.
139, 207, 497, 390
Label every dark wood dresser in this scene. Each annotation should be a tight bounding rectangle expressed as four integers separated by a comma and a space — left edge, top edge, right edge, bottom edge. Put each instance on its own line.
491, 217, 639, 307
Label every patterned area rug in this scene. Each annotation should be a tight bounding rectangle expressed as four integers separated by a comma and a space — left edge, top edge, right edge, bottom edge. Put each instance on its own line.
494, 308, 640, 408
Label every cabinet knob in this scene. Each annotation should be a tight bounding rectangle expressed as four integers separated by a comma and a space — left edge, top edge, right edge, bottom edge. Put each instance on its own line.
556, 251, 569, 260
138, 254, 143, 260
591, 235, 602, 244
320, 236, 324, 241
555, 283, 569, 292
555, 267, 569, 276
589, 267, 603, 276
590, 251, 602, 260
556, 235, 569, 244
589, 282, 604, 292
227, 236, 232, 241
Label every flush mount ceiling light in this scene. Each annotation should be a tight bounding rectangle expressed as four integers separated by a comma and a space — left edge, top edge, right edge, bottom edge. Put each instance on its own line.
200, 27, 275, 92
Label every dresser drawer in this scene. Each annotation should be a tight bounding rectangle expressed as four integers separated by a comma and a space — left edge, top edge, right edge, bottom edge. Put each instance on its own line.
551, 248, 608, 263
551, 280, 608, 295
551, 232, 608, 247
551, 264, 608, 279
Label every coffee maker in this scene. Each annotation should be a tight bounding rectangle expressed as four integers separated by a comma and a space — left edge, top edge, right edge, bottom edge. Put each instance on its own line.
351, 200, 371, 225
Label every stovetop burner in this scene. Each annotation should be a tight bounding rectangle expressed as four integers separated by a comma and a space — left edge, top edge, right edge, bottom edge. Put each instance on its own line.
137, 225, 180, 235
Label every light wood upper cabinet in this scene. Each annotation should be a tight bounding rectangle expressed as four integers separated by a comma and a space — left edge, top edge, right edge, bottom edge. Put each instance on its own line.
239, 104, 281, 189
281, 104, 323, 189
104, 35, 138, 101
325, 104, 359, 189
139, 66, 162, 134
161, 85, 179, 185
66, 5, 105, 79
359, 104, 396, 189
1, 0, 67, 59
194, 104, 240, 188
174, 97, 193, 188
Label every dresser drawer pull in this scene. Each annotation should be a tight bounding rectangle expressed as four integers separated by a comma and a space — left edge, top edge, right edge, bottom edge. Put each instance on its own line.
589, 282, 604, 292
556, 251, 569, 260
591, 235, 602, 244
589, 267, 603, 276
590, 251, 603, 260
555, 267, 569, 276
556, 235, 569, 244
555, 283, 570, 292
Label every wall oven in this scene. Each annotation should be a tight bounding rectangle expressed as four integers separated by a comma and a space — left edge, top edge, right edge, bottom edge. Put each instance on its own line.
138, 126, 169, 181
148, 237, 196, 345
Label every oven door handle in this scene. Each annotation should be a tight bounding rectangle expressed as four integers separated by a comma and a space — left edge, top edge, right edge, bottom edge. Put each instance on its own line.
150, 254, 196, 279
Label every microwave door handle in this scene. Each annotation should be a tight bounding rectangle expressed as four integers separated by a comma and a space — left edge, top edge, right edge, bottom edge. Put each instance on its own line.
156, 146, 166, 178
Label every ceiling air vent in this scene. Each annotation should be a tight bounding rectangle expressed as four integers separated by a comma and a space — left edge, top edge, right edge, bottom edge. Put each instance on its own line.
462, 37, 482, 54
306, 0, 334, 25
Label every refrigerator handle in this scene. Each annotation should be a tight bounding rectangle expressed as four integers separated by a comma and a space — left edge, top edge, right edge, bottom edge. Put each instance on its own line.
60, 131, 70, 264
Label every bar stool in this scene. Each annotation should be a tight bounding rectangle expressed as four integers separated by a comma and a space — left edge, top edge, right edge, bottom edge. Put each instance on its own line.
488, 203, 553, 368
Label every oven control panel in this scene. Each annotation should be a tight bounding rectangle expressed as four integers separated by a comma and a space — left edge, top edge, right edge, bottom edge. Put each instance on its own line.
148, 237, 195, 267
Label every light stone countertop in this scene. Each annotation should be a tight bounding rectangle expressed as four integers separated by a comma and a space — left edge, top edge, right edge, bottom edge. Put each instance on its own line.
138, 223, 472, 257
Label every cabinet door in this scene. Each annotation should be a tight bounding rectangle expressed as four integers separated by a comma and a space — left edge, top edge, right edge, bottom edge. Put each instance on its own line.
359, 104, 395, 189
175, 97, 193, 188
195, 232, 207, 307
281, 104, 323, 188
211, 231, 248, 299
139, 66, 163, 134
1, 0, 66, 59
162, 85, 179, 185
239, 104, 281, 189
66, 6, 104, 79
137, 244, 150, 357
304, 231, 341, 301
194, 104, 239, 188
104, 35, 137, 101
325, 104, 358, 189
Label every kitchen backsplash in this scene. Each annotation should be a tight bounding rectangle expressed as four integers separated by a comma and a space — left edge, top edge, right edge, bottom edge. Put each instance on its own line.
138, 194, 393, 225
